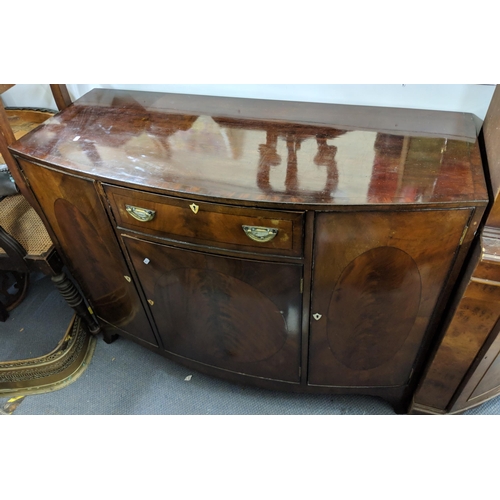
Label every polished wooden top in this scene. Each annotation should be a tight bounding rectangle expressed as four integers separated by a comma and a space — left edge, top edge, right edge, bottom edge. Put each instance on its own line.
9, 89, 488, 208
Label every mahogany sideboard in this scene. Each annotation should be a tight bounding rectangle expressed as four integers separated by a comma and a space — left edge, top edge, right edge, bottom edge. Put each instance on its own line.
7, 89, 490, 413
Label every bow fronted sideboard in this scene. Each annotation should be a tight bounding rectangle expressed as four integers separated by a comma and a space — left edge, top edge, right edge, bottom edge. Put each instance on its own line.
8, 89, 492, 413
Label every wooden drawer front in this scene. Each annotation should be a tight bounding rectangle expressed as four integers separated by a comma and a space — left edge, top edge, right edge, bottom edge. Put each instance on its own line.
104, 185, 303, 256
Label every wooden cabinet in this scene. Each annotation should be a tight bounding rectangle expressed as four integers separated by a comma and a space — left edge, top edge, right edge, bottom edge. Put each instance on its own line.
410, 236, 500, 414
409, 86, 500, 415
8, 89, 490, 412
450, 301, 500, 412
452, 325, 500, 411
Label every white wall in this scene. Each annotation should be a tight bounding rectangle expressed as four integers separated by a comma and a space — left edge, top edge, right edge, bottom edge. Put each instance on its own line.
1, 84, 496, 122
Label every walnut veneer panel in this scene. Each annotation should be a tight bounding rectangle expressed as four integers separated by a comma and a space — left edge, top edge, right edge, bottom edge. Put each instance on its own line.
448, 325, 500, 412
411, 237, 500, 413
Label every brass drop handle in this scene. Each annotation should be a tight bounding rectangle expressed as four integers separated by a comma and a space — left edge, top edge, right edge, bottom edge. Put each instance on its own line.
242, 225, 278, 243
125, 205, 156, 222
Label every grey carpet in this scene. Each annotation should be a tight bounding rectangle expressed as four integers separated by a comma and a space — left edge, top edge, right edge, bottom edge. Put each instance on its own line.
1, 273, 499, 415
0, 272, 74, 361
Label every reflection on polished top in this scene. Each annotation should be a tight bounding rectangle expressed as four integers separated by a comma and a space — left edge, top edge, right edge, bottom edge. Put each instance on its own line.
9, 89, 489, 207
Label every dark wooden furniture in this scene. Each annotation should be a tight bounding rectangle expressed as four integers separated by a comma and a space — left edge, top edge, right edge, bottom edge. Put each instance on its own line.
7, 89, 490, 412
410, 86, 500, 414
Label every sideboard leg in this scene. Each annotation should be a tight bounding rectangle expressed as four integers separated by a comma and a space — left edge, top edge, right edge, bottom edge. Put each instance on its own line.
0, 300, 8, 322
383, 393, 413, 415
51, 272, 102, 335
102, 329, 119, 344
392, 401, 411, 415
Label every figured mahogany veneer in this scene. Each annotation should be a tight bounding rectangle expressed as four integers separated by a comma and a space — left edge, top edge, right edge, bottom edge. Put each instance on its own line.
8, 89, 490, 413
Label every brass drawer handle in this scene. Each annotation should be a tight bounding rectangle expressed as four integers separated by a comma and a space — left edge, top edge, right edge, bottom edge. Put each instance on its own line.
242, 225, 278, 243
125, 205, 156, 222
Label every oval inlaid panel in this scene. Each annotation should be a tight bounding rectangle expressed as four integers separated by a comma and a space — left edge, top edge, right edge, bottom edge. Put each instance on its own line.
53, 198, 135, 323
327, 246, 421, 371
54, 198, 123, 289
155, 268, 288, 364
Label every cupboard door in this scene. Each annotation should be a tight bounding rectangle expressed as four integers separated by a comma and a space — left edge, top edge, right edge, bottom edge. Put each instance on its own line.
308, 209, 472, 387
18, 160, 158, 347
123, 236, 302, 383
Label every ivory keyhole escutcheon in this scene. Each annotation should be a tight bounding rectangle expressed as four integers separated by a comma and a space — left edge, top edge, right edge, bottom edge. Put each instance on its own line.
313, 313, 322, 320
190, 203, 199, 214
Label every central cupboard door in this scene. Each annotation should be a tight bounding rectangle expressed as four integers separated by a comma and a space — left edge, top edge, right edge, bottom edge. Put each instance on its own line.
308, 209, 473, 388
123, 236, 303, 383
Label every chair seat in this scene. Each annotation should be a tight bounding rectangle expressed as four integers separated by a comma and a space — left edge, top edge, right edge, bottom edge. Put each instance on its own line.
0, 194, 52, 256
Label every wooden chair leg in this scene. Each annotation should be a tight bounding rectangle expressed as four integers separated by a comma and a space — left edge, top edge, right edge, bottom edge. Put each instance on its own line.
50, 272, 101, 335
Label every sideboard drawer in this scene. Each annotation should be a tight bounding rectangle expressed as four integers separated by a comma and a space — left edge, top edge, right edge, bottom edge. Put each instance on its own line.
104, 185, 304, 256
